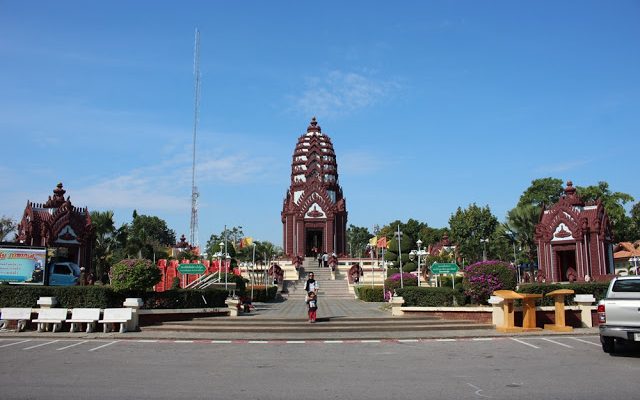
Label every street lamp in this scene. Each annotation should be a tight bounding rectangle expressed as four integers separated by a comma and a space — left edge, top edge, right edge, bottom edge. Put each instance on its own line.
505, 230, 519, 282
480, 238, 489, 261
394, 226, 404, 288
630, 256, 640, 275
409, 239, 428, 287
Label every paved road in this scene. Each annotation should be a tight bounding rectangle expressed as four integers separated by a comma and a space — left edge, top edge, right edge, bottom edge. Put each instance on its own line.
250, 298, 390, 319
1, 335, 638, 399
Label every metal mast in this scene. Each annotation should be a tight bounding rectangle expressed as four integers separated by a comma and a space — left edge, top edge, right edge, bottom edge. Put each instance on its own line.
190, 28, 201, 248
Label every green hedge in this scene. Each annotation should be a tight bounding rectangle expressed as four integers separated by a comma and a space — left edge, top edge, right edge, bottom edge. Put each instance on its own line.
517, 282, 609, 306
396, 286, 466, 307
355, 285, 384, 302
0, 285, 228, 309
246, 285, 278, 302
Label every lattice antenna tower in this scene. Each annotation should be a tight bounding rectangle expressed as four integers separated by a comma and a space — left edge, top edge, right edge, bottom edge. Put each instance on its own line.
190, 28, 201, 248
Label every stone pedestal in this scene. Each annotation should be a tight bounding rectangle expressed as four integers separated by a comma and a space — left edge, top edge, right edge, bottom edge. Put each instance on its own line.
391, 296, 405, 316
123, 298, 143, 332
225, 298, 240, 317
574, 294, 596, 327
36, 297, 58, 308
488, 295, 504, 327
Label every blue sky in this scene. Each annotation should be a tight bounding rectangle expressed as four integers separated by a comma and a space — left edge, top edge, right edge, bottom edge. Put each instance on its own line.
1, 1, 639, 247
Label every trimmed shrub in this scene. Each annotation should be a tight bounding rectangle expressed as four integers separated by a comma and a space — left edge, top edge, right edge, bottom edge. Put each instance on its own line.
0, 285, 227, 309
385, 273, 418, 291
440, 275, 464, 289
386, 268, 400, 277
246, 285, 278, 302
110, 259, 161, 291
517, 282, 609, 306
402, 262, 417, 273
396, 286, 466, 307
463, 260, 516, 304
355, 285, 384, 302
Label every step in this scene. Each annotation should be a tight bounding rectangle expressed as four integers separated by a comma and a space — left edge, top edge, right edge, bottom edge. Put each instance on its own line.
143, 323, 493, 333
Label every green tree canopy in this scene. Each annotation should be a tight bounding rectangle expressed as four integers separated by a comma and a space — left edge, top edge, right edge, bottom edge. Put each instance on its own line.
449, 203, 499, 264
0, 215, 17, 241
517, 177, 564, 208
347, 225, 373, 257
576, 181, 635, 242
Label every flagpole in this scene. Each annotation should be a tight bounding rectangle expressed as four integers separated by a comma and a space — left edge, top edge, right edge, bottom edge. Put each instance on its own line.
397, 224, 403, 289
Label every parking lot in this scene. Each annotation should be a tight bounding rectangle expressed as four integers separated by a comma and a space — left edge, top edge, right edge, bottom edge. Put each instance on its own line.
1, 335, 638, 399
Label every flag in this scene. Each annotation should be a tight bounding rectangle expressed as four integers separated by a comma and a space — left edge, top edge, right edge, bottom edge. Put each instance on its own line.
369, 236, 378, 246
239, 237, 254, 249
377, 237, 388, 249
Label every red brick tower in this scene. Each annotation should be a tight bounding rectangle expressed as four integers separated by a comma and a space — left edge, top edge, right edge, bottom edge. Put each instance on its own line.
281, 117, 347, 257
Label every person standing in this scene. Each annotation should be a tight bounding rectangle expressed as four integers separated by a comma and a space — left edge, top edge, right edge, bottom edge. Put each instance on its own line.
304, 272, 319, 295
322, 252, 329, 268
306, 291, 318, 323
316, 252, 323, 268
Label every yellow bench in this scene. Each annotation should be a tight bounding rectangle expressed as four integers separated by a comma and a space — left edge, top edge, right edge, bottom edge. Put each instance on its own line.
493, 290, 542, 333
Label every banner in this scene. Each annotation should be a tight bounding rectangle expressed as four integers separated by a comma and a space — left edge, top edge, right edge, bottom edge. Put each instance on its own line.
369, 236, 378, 246
0, 247, 47, 284
377, 237, 388, 249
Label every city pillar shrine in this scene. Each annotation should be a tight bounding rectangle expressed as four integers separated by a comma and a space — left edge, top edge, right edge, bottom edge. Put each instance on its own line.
281, 117, 347, 257
534, 181, 614, 282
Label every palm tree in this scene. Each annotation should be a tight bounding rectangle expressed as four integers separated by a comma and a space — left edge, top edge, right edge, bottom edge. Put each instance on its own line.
504, 204, 540, 263
90, 211, 117, 279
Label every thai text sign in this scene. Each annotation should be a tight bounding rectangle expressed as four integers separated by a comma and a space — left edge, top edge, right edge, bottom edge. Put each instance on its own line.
0, 247, 47, 284
430, 263, 459, 274
177, 263, 206, 274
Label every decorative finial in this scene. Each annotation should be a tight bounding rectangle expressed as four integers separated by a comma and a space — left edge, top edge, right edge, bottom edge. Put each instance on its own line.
307, 116, 321, 133
565, 180, 576, 195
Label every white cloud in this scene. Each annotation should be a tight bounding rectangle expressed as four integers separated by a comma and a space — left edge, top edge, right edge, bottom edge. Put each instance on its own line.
294, 70, 399, 116
534, 159, 591, 174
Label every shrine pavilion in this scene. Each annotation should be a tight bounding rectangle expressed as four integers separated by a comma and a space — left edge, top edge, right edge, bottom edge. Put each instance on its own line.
281, 117, 348, 257
16, 183, 94, 270
534, 181, 614, 282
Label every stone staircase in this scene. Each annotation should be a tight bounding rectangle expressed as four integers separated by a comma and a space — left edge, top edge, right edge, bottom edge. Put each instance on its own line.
286, 257, 352, 299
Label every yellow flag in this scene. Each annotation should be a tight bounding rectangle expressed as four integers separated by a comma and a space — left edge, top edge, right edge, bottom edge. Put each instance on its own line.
369, 236, 378, 246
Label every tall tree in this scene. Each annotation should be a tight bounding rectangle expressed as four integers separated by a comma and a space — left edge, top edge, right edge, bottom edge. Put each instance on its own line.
517, 177, 564, 208
577, 181, 635, 242
503, 204, 540, 263
377, 219, 447, 249
90, 210, 117, 278
128, 213, 176, 259
0, 215, 16, 241
346, 225, 373, 257
449, 204, 499, 264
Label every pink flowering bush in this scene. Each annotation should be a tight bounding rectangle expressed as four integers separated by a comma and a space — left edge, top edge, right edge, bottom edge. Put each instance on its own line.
462, 260, 516, 304
109, 259, 161, 291
384, 272, 418, 291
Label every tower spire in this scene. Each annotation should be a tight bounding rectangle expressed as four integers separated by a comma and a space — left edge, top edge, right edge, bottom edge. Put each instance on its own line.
190, 28, 201, 248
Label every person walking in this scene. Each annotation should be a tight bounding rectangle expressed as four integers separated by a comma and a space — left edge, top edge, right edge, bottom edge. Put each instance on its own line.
306, 291, 318, 323
322, 252, 329, 268
304, 272, 319, 296
316, 252, 322, 268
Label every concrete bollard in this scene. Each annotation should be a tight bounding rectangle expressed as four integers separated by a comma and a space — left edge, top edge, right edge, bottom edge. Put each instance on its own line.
123, 298, 143, 332
574, 294, 596, 328
36, 297, 58, 309
391, 296, 405, 316
488, 295, 504, 327
225, 298, 240, 317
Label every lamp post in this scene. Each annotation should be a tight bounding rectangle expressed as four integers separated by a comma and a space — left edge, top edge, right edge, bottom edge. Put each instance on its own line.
410, 239, 428, 287
505, 230, 519, 282
251, 243, 256, 300
630, 256, 640, 275
480, 238, 489, 261
395, 226, 404, 288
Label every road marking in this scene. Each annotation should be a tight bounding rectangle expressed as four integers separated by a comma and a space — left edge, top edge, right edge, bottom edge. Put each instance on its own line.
137, 340, 159, 343
436, 339, 457, 342
397, 339, 420, 343
88, 341, 119, 352
24, 340, 59, 350
324, 340, 344, 344
568, 337, 600, 347
510, 338, 540, 349
540, 338, 573, 348
286, 340, 306, 344
57, 341, 89, 350
466, 382, 492, 398
175, 340, 194, 343
471, 338, 494, 341
211, 340, 232, 344
248, 341, 268, 344
361, 340, 381, 343
0, 340, 31, 348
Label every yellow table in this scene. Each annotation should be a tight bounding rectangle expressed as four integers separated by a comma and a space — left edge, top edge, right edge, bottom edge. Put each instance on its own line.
493, 290, 543, 332
543, 289, 575, 332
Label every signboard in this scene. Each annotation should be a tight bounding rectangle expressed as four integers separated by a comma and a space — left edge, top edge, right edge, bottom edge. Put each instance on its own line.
177, 263, 206, 274
430, 262, 459, 274
0, 247, 47, 284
